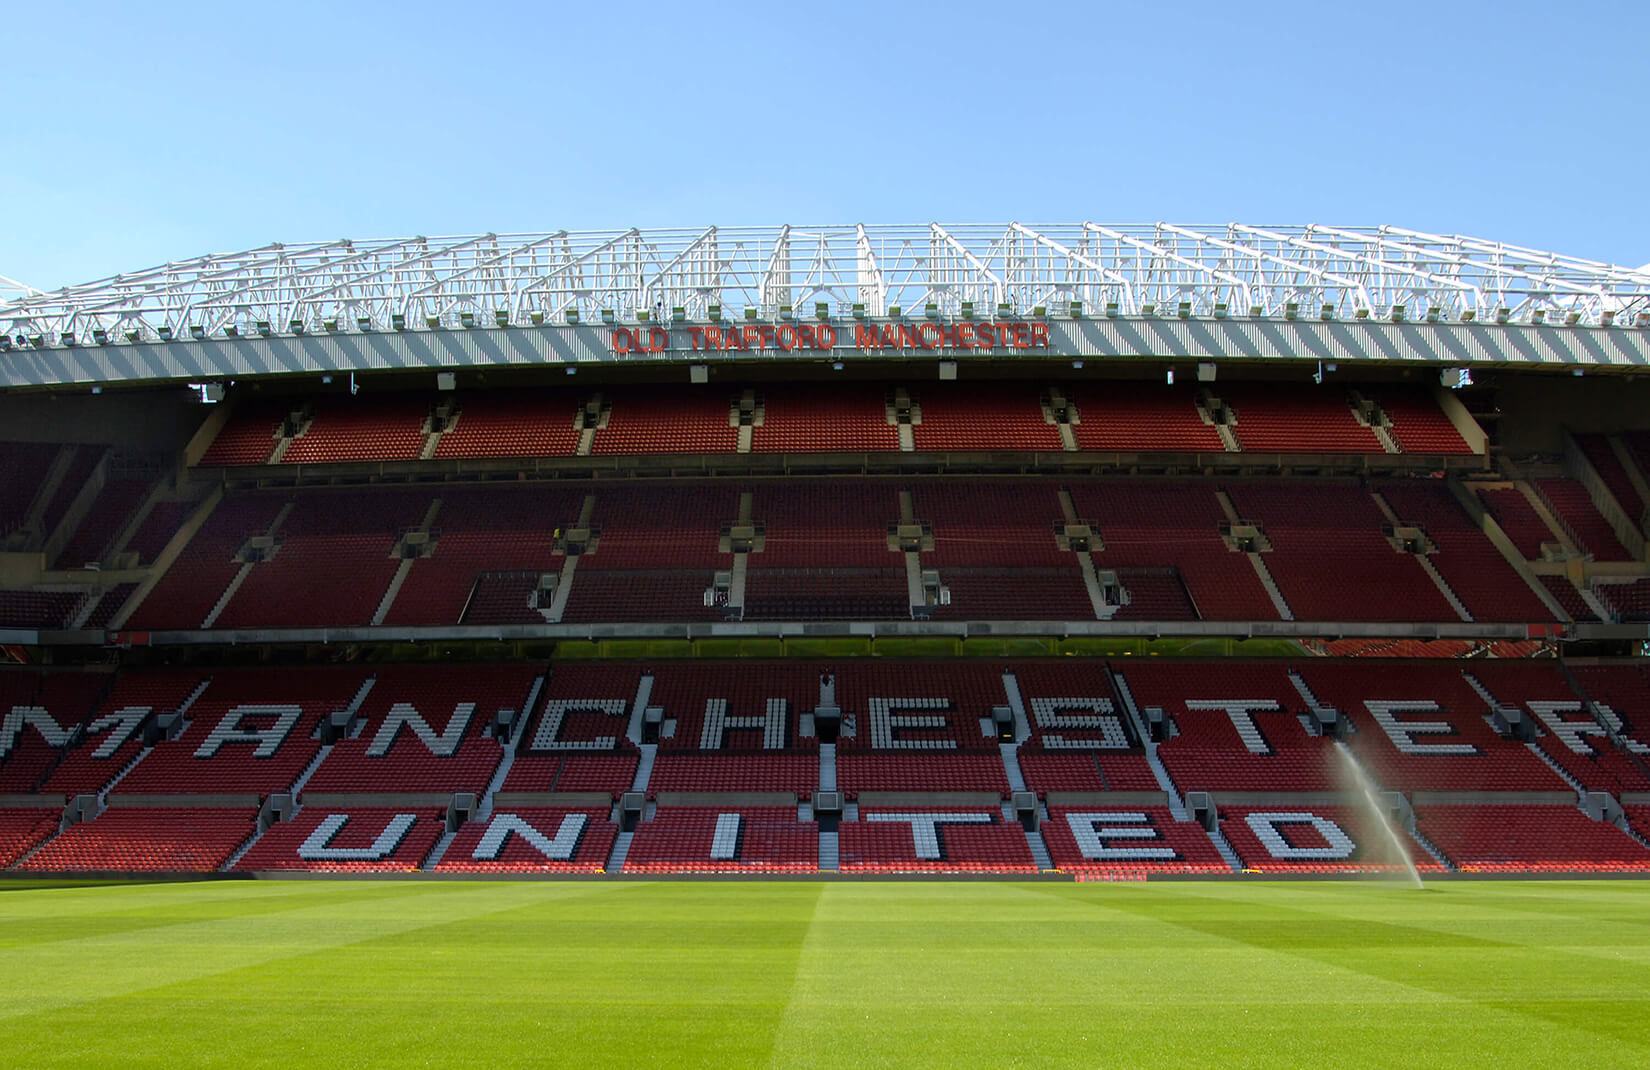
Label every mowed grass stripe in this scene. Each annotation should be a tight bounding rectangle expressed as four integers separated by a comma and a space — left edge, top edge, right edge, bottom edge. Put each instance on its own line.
0, 880, 1645, 1069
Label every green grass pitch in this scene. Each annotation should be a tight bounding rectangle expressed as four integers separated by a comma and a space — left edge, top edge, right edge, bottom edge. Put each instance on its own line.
2, 879, 1647, 1068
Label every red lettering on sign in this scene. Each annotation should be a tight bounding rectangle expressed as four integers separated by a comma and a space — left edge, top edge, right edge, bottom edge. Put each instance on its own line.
918, 323, 943, 348
611, 328, 634, 353
818, 324, 837, 348
1012, 323, 1029, 348
1029, 322, 1049, 348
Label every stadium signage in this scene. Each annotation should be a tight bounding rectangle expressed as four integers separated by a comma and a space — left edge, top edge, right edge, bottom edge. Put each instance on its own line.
608, 321, 1050, 355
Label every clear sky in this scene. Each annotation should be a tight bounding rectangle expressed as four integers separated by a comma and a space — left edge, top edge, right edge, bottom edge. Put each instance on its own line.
3, 0, 1646, 291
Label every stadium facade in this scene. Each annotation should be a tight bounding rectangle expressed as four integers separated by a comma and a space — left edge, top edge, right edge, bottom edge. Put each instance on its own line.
1, 223, 1649, 878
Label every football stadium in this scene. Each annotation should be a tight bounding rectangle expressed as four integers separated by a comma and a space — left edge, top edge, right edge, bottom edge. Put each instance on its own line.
3, 223, 1650, 1065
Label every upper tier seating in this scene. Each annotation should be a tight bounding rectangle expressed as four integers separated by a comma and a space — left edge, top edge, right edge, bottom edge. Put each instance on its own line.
907, 384, 1064, 452
198, 400, 286, 466
748, 385, 900, 452
1121, 661, 1337, 792
1595, 579, 1650, 622
0, 590, 82, 630
233, 807, 445, 872
624, 806, 818, 873
1218, 386, 1383, 453
838, 807, 1034, 873
591, 387, 739, 454
1414, 804, 1650, 872
281, 396, 428, 464
432, 390, 582, 458
1226, 482, 1454, 622
1476, 487, 1555, 559
435, 807, 616, 873
1376, 392, 1474, 454
1040, 805, 1228, 876
301, 665, 541, 795
19, 806, 258, 873
112, 667, 369, 796
124, 500, 192, 565
1218, 804, 1445, 874
1067, 386, 1223, 452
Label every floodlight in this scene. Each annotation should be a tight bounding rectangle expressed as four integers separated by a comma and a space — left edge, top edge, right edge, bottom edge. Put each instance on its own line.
852, 303, 865, 320
708, 305, 722, 321
189, 325, 206, 340
564, 309, 579, 325
125, 331, 140, 343
425, 316, 441, 329
494, 310, 509, 327
816, 302, 830, 321
1284, 301, 1299, 320
357, 317, 373, 331
744, 307, 757, 321
323, 319, 339, 333
157, 326, 173, 341
460, 311, 475, 328
1104, 301, 1119, 318
1320, 304, 1335, 320
1602, 311, 1616, 327
959, 301, 974, 319
1177, 300, 1191, 319
602, 309, 615, 324
1142, 303, 1156, 317
1531, 310, 1546, 324
288, 319, 305, 334
778, 305, 792, 321
673, 306, 687, 323
256, 321, 272, 337
92, 329, 108, 345
1426, 307, 1441, 323
1031, 305, 1046, 318
60, 332, 75, 346
1388, 305, 1404, 323
1494, 308, 1510, 324
1213, 303, 1228, 319
887, 305, 901, 318
1248, 305, 1263, 318
223, 325, 239, 338
925, 303, 939, 320
1354, 308, 1369, 320
391, 313, 406, 330
1565, 311, 1580, 326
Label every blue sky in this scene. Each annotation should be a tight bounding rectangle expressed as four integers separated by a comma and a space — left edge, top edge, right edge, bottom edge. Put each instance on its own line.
4, 0, 1647, 291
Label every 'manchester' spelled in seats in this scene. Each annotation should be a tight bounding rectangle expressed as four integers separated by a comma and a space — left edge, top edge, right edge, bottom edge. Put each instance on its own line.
234, 808, 446, 872
625, 807, 818, 873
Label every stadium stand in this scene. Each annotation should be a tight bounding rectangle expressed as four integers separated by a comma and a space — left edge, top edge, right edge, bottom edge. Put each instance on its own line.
20, 806, 259, 873
1414, 804, 1650, 872
748, 385, 900, 452
434, 807, 617, 873
625, 807, 818, 873
1217, 386, 1383, 453
1041, 806, 1229, 877
234, 807, 447, 872
838, 807, 1035, 873
432, 389, 583, 458
0, 807, 59, 867
1218, 805, 1447, 874
1536, 479, 1632, 560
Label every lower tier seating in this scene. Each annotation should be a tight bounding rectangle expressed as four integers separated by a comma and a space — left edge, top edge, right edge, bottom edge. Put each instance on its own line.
436, 808, 617, 873
19, 806, 258, 872
234, 807, 445, 872
837, 807, 1035, 873
1040, 806, 1229, 877
1414, 805, 1650, 872
624, 807, 817, 873
1218, 805, 1445, 874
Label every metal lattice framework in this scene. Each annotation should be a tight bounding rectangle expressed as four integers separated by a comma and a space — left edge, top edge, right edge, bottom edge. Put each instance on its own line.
5, 223, 1650, 345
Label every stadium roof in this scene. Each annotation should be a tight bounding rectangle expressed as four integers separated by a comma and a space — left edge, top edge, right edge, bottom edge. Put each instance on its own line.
6, 223, 1650, 342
